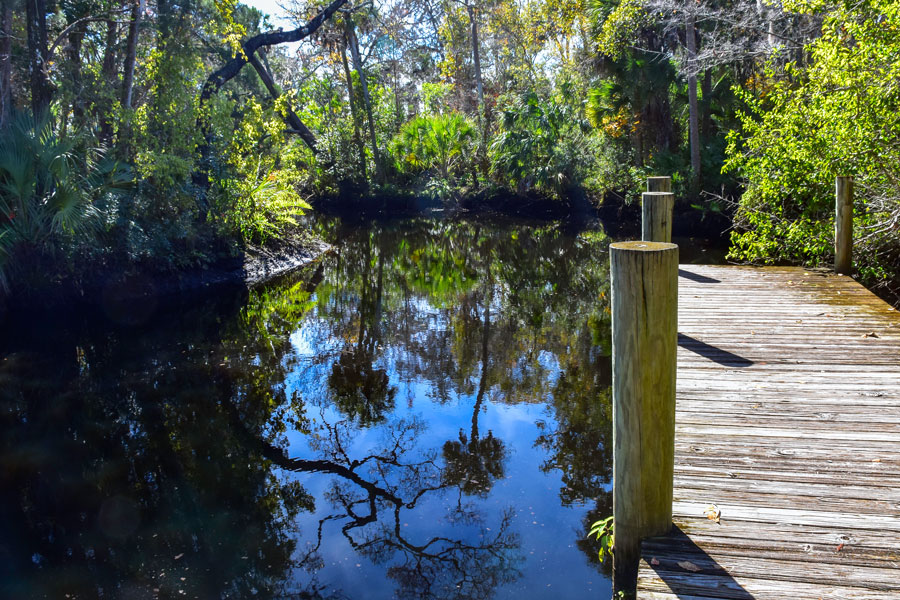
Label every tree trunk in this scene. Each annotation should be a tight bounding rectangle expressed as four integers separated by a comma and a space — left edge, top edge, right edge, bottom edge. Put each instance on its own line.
392, 60, 401, 131
194, 0, 346, 189
64, 22, 86, 128
467, 3, 483, 110
345, 18, 384, 184
340, 39, 368, 182
26, 0, 52, 120
121, 0, 144, 110
246, 51, 317, 153
700, 68, 712, 141
472, 281, 491, 441
467, 2, 488, 179
686, 16, 701, 189
0, 0, 13, 126
756, 0, 776, 47
97, 19, 118, 143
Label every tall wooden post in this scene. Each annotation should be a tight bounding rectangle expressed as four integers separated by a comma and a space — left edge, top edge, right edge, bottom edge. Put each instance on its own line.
610, 241, 678, 593
835, 176, 853, 275
647, 176, 672, 193
642, 192, 675, 243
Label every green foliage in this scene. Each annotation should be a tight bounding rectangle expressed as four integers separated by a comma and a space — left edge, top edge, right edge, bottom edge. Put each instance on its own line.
212, 0, 249, 55
242, 272, 318, 349
0, 114, 128, 289
216, 173, 312, 245
390, 113, 475, 177
725, 0, 900, 295
490, 88, 596, 198
132, 47, 205, 192
588, 515, 614, 561
592, 0, 647, 59
421, 82, 454, 115
210, 97, 312, 245
389, 113, 476, 200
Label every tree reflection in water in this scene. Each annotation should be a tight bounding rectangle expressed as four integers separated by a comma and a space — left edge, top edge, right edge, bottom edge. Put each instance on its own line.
0, 217, 615, 599
442, 274, 506, 498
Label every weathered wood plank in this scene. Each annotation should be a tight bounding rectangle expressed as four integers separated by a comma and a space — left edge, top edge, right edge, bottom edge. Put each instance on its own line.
640, 551, 900, 589
636, 265, 900, 599
638, 569, 900, 600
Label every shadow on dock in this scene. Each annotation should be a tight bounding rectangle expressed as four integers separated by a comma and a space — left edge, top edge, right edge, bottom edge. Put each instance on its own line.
642, 525, 753, 599
678, 269, 721, 284
678, 333, 754, 367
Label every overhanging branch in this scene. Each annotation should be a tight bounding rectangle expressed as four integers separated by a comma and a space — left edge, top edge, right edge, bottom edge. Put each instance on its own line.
200, 0, 349, 102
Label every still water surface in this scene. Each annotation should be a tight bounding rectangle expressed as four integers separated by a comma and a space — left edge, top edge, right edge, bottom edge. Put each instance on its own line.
1, 217, 618, 599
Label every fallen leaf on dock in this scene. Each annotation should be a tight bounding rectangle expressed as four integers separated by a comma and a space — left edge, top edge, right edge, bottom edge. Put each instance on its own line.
836, 543, 844, 552
677, 560, 702, 572
863, 331, 879, 338
704, 504, 721, 523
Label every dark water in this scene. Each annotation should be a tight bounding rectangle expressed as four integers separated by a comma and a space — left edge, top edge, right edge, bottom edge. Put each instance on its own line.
0, 217, 623, 599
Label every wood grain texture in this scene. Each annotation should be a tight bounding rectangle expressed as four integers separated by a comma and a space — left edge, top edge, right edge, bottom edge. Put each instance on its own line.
836, 176, 854, 275
642, 192, 675, 243
636, 265, 900, 599
648, 176, 673, 193
611, 241, 679, 591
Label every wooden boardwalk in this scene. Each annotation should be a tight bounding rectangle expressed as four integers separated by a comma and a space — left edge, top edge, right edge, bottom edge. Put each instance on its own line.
636, 265, 900, 600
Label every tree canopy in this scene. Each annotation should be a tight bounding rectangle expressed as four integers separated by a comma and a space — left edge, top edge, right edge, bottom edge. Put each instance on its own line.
0, 0, 897, 303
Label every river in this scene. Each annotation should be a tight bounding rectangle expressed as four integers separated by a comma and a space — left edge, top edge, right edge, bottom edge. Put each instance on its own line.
1, 216, 679, 599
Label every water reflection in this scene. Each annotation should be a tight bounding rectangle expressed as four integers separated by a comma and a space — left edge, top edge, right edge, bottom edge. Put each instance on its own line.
0, 217, 615, 599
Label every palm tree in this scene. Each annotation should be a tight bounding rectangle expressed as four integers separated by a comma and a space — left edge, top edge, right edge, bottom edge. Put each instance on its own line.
0, 113, 127, 289
390, 113, 476, 180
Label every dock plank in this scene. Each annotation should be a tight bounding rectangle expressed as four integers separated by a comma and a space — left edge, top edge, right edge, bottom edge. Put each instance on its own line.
635, 265, 900, 599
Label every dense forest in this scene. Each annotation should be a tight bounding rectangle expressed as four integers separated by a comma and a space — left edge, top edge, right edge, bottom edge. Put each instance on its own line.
0, 0, 898, 302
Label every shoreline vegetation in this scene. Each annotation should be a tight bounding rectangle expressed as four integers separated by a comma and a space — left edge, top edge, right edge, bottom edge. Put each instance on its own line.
0, 0, 899, 312
0, 195, 728, 316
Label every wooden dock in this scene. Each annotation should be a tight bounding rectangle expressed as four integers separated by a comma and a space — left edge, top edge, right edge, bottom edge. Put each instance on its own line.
636, 265, 900, 600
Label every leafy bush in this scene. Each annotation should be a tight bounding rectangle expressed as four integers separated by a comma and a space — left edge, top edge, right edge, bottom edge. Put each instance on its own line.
725, 0, 900, 299
388, 113, 476, 200
490, 88, 595, 199
210, 97, 312, 245
215, 171, 312, 245
390, 113, 475, 177
0, 114, 128, 289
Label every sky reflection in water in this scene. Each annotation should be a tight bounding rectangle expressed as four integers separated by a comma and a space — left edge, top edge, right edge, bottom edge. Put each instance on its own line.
0, 217, 614, 599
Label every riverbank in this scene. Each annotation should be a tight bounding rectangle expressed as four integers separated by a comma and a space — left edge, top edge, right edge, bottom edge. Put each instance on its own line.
312, 187, 733, 241
0, 194, 734, 319
0, 231, 331, 318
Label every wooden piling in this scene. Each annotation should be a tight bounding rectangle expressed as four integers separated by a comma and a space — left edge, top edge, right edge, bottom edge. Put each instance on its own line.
610, 241, 678, 593
647, 176, 672, 193
641, 192, 675, 243
835, 176, 853, 275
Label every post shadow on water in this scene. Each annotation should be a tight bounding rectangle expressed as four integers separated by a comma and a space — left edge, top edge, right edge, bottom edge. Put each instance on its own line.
677, 269, 721, 284
678, 333, 754, 367
638, 525, 754, 599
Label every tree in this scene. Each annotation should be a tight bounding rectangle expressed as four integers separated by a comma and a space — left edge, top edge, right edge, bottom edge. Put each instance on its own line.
726, 0, 900, 301
0, 0, 12, 126
343, 9, 386, 182
198, 0, 349, 164
25, 0, 51, 119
